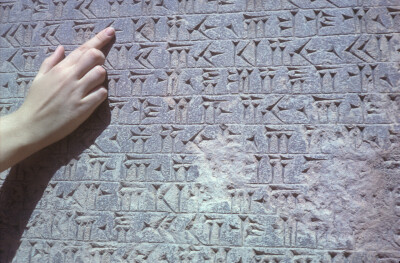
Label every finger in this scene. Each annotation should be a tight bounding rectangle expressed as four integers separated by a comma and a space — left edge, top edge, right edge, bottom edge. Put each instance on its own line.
81, 85, 108, 112
38, 45, 65, 75
74, 48, 105, 79
81, 27, 115, 50
78, 65, 106, 97
63, 27, 115, 66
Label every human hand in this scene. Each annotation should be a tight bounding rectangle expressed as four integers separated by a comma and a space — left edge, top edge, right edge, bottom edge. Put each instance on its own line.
18, 27, 115, 148
0, 27, 115, 172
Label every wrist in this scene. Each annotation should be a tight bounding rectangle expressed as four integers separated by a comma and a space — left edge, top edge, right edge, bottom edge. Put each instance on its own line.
13, 107, 48, 152
0, 110, 36, 171
6, 108, 44, 155
2, 110, 29, 148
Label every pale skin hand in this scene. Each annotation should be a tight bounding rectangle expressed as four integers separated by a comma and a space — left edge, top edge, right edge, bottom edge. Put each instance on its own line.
0, 27, 115, 172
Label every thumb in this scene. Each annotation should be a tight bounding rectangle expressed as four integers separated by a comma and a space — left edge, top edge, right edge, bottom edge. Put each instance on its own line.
38, 45, 65, 75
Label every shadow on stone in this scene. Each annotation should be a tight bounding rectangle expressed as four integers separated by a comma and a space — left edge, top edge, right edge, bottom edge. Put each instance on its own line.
0, 66, 113, 262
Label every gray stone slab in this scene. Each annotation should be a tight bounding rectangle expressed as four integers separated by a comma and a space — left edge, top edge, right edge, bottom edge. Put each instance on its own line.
0, 0, 400, 262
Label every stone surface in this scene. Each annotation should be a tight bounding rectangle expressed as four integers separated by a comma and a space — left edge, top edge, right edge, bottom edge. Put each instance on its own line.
0, 0, 400, 262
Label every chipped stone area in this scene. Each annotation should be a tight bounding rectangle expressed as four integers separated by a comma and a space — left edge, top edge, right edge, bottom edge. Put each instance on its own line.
190, 124, 400, 252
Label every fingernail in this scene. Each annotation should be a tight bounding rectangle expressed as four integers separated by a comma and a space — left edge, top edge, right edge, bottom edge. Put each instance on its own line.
106, 27, 115, 36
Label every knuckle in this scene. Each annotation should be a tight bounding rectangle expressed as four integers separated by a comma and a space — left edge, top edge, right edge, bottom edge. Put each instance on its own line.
95, 65, 106, 76
87, 48, 98, 56
95, 87, 108, 101
88, 48, 105, 61
51, 64, 64, 74
100, 88, 108, 99
77, 45, 87, 53
99, 87, 108, 95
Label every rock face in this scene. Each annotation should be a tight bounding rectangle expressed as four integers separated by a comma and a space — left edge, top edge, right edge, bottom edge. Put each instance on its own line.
0, 0, 400, 262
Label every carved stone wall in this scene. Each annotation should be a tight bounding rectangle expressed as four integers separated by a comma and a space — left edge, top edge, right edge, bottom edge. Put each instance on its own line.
1, 0, 400, 262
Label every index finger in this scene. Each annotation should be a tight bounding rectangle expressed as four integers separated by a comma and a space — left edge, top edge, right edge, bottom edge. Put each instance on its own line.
62, 27, 115, 66
81, 27, 115, 50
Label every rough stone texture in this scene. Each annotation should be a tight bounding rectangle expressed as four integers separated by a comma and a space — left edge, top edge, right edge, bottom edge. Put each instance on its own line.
0, 0, 400, 262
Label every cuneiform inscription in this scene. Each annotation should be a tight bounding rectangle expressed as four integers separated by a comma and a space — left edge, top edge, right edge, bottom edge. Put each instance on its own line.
1, 1, 399, 263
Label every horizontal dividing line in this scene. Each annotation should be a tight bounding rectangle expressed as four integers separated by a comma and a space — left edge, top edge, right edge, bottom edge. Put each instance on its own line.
0, 62, 399, 69
106, 92, 400, 97
28, 177, 313, 183
1, 62, 400, 72
2, 92, 400, 100
0, 109, 396, 125
13, 236, 306, 249
1, 32, 400, 48
33, 178, 312, 183
15, 236, 400, 255
1, 58, 399, 66
1, 4, 400, 23
19, 124, 395, 128
25, 208, 282, 216
90, 62, 400, 68
1, 93, 400, 100
7, 180, 311, 187
84, 122, 397, 126
0, 179, 352, 186
30, 153, 330, 156
19, 236, 377, 251
72, 152, 361, 156
5, 63, 397, 70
